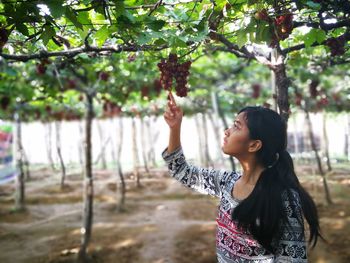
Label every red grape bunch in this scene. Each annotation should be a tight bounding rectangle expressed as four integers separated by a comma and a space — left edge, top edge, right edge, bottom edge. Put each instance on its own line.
274, 13, 293, 41
0, 27, 9, 51
157, 53, 192, 97
326, 35, 346, 57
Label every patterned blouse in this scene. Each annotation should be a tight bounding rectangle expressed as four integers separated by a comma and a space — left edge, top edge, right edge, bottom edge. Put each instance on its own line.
162, 146, 308, 263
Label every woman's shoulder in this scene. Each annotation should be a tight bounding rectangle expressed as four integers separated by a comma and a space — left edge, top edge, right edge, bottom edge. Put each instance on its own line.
217, 170, 241, 190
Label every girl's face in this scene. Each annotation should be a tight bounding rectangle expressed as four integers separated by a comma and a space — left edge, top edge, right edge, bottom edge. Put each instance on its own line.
222, 112, 252, 157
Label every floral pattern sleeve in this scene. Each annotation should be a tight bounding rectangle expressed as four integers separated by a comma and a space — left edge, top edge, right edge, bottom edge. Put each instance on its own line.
161, 146, 235, 198
274, 190, 308, 263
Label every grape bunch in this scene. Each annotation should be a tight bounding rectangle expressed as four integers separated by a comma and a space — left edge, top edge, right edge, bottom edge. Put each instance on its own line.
251, 84, 261, 99
0, 96, 11, 110
102, 99, 122, 117
274, 13, 293, 40
36, 58, 51, 75
0, 27, 9, 51
157, 53, 192, 97
326, 36, 346, 56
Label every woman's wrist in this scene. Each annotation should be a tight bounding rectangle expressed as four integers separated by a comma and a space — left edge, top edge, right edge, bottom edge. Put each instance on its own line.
170, 125, 181, 132
168, 125, 181, 153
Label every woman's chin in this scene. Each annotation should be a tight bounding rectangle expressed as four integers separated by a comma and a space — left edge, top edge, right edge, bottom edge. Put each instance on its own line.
221, 145, 227, 154
221, 147, 235, 157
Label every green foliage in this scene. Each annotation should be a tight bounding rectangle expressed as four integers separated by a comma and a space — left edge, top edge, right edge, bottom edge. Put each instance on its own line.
0, 0, 350, 121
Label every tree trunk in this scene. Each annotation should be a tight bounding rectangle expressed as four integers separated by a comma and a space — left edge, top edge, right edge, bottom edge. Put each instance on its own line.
22, 148, 31, 181
345, 127, 349, 159
202, 112, 213, 167
132, 117, 141, 188
145, 117, 154, 167
272, 52, 290, 124
212, 92, 236, 171
208, 112, 225, 166
271, 48, 278, 112
345, 114, 350, 161
78, 94, 94, 262
78, 121, 84, 166
322, 111, 332, 172
140, 117, 150, 173
45, 122, 56, 171
94, 137, 111, 165
147, 116, 159, 167
110, 118, 116, 163
97, 120, 107, 169
55, 121, 66, 189
304, 108, 333, 205
116, 116, 126, 212
14, 112, 25, 211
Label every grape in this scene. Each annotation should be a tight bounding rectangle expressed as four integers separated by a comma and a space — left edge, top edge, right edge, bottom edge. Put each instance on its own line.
66, 79, 77, 89
254, 9, 271, 22
45, 105, 52, 113
36, 63, 46, 75
326, 36, 346, 56
99, 71, 109, 81
141, 85, 149, 99
128, 53, 136, 62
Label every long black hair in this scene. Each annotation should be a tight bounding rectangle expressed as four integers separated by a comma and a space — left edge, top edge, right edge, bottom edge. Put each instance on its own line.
231, 106, 322, 253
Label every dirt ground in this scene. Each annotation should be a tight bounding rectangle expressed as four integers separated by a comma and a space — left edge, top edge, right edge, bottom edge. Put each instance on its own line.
0, 164, 349, 263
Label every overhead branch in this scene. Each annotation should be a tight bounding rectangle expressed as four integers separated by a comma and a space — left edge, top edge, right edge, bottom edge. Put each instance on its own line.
0, 44, 169, 62
74, 0, 195, 12
210, 33, 276, 68
293, 19, 350, 31
210, 46, 249, 58
282, 31, 350, 55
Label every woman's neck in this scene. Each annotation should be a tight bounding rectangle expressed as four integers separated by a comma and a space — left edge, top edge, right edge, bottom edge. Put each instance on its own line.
239, 157, 265, 186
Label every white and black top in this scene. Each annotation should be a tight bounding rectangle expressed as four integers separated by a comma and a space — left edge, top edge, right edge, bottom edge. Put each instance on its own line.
162, 146, 308, 263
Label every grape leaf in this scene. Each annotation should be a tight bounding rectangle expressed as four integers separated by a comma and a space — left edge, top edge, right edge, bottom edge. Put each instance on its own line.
41, 25, 56, 45
16, 23, 29, 36
95, 26, 109, 47
65, 7, 83, 30
236, 30, 248, 48
46, 0, 65, 18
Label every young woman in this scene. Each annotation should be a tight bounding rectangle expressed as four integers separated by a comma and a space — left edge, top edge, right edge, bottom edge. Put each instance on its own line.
162, 92, 322, 262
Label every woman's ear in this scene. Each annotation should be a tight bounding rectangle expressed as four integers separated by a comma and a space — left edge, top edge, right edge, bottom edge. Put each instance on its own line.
248, 139, 262, 153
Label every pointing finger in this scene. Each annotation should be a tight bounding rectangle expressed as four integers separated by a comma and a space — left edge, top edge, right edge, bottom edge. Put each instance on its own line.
168, 91, 177, 106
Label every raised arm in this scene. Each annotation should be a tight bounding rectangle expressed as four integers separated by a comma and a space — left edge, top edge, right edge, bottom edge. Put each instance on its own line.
162, 92, 239, 197
162, 145, 237, 197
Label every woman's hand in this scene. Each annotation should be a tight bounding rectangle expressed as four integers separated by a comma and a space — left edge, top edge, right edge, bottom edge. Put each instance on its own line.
163, 91, 183, 130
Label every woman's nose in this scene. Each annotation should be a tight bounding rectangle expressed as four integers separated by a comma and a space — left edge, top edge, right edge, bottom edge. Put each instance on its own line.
224, 128, 229, 136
